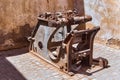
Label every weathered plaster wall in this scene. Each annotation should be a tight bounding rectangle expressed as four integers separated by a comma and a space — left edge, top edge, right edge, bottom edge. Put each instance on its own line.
2, 0, 119, 50
84, 0, 120, 48
0, 0, 74, 50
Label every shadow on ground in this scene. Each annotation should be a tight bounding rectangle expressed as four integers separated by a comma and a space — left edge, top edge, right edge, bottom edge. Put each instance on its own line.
0, 48, 28, 80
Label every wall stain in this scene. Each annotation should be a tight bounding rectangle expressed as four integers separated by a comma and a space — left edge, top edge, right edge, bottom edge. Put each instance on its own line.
0, 0, 85, 50
84, 0, 120, 48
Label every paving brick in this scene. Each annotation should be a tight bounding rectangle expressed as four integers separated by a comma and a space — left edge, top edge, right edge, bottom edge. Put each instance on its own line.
0, 43, 120, 80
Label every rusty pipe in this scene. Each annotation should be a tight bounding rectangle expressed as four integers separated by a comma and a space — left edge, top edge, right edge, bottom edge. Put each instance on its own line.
37, 15, 92, 27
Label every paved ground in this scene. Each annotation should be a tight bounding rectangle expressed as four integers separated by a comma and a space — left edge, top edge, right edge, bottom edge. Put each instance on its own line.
0, 43, 120, 80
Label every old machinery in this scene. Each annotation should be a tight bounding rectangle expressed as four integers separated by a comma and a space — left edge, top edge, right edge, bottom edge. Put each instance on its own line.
28, 10, 108, 75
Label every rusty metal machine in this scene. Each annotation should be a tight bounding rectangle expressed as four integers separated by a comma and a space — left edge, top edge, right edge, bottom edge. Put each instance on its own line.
28, 10, 108, 75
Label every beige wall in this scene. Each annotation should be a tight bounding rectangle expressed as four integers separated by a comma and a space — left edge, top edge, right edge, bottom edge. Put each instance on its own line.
0, 0, 74, 50
84, 0, 120, 48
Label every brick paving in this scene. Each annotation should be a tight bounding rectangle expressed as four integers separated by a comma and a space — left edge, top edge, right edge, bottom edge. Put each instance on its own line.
0, 43, 120, 80
89, 43, 120, 80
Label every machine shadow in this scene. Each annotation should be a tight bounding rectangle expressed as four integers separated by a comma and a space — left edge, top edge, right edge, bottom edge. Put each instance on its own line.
74, 0, 85, 16
0, 47, 28, 57
77, 64, 110, 76
73, 0, 86, 30
0, 48, 28, 80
